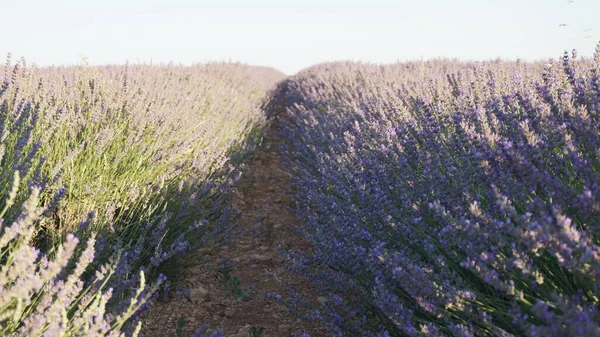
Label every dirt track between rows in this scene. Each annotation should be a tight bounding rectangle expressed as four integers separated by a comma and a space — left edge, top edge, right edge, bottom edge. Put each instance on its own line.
142, 105, 327, 336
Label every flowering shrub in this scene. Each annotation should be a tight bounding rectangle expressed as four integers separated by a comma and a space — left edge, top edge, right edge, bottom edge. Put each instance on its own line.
0, 96, 155, 335
1, 55, 283, 334
1, 56, 282, 243
0, 174, 155, 336
281, 45, 600, 336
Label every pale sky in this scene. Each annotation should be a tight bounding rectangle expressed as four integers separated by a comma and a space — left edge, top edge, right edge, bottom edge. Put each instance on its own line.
1, 0, 599, 74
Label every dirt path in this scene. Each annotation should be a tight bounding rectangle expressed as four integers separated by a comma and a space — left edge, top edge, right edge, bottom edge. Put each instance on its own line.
141, 115, 327, 336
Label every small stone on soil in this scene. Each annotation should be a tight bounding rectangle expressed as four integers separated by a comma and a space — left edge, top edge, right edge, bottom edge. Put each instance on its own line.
278, 324, 291, 333
189, 286, 210, 302
251, 253, 273, 262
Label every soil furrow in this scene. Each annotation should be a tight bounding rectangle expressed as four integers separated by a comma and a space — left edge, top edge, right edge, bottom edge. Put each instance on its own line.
142, 112, 326, 337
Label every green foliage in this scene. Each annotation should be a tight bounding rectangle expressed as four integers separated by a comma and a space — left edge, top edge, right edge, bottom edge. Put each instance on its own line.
249, 326, 265, 337
221, 262, 249, 303
176, 315, 187, 337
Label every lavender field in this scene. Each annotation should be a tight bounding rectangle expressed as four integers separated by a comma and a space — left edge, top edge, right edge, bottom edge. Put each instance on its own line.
279, 47, 600, 336
0, 56, 283, 336
1, 42, 600, 337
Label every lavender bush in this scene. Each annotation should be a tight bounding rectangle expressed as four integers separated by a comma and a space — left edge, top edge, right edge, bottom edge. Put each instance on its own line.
0, 178, 156, 336
1, 56, 282, 240
0, 96, 157, 336
281, 44, 600, 336
1, 54, 283, 268
1, 54, 283, 333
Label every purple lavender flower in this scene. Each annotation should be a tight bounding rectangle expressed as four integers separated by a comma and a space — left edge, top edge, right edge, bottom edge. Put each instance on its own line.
280, 46, 600, 336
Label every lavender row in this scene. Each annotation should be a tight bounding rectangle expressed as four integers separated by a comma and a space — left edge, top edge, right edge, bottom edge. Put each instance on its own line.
0, 56, 283, 335
0, 93, 155, 336
280, 45, 600, 336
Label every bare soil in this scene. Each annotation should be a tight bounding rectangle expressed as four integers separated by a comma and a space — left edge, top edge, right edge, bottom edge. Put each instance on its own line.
141, 118, 327, 337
